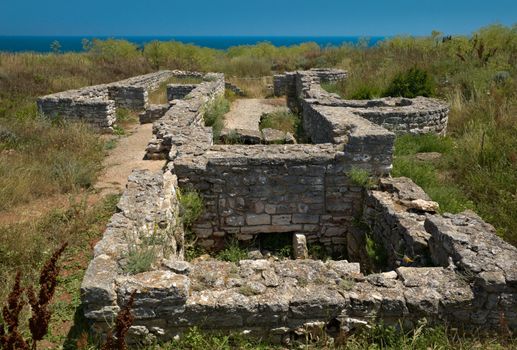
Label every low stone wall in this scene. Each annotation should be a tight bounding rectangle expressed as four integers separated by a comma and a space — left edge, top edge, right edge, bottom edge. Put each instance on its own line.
225, 82, 246, 96
36, 96, 116, 130
82, 170, 517, 345
175, 144, 365, 252
166, 84, 198, 101
279, 69, 449, 135
81, 169, 183, 328
361, 177, 438, 269
37, 70, 184, 131
81, 69, 517, 345
274, 68, 346, 97
139, 104, 170, 124
145, 73, 225, 160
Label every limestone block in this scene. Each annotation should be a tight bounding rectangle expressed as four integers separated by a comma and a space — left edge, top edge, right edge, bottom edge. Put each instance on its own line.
293, 234, 309, 259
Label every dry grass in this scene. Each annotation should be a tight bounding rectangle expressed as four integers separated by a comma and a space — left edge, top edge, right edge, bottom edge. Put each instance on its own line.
148, 76, 204, 104
0, 118, 104, 210
226, 76, 272, 98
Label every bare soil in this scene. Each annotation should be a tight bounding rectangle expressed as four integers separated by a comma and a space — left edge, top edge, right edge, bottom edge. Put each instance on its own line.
224, 98, 287, 131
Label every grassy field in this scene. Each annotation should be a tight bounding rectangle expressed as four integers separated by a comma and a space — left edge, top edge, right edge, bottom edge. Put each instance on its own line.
0, 24, 516, 348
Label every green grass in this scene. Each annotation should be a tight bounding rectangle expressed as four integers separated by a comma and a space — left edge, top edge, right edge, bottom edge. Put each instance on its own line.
392, 134, 476, 214
259, 110, 299, 134
216, 240, 248, 263
203, 96, 230, 141
126, 323, 516, 350
259, 110, 306, 142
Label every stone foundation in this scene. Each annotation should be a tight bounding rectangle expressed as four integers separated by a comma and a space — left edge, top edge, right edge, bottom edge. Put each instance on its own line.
80, 69, 516, 346
166, 84, 198, 101
145, 73, 225, 160
37, 70, 201, 132
276, 69, 449, 135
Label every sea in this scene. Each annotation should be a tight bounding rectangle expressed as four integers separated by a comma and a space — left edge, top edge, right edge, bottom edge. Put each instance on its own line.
0, 36, 386, 52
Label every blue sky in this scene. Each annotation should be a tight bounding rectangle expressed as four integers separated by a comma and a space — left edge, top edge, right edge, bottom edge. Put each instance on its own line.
0, 0, 515, 36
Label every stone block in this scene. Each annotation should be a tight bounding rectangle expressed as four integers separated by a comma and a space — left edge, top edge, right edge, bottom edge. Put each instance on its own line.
246, 214, 271, 226
293, 234, 309, 259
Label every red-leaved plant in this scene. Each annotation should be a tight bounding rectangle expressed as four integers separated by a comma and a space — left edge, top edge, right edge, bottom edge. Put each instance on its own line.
0, 242, 67, 350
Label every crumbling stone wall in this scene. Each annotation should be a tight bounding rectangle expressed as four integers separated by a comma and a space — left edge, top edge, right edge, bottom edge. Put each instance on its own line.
81, 69, 517, 346
37, 70, 190, 132
139, 104, 170, 124
82, 171, 517, 345
145, 73, 225, 160
166, 84, 198, 101
274, 68, 347, 97
175, 144, 364, 252
277, 69, 449, 135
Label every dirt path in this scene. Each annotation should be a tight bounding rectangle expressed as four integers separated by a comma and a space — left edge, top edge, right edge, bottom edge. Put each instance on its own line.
224, 98, 287, 130
95, 123, 165, 195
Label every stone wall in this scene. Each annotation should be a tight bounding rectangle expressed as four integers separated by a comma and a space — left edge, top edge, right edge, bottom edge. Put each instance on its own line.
166, 84, 198, 101
139, 104, 170, 124
279, 69, 449, 135
82, 171, 517, 345
145, 73, 225, 160
361, 177, 438, 269
81, 169, 183, 327
225, 82, 246, 96
81, 69, 517, 345
274, 68, 347, 97
174, 144, 365, 253
37, 70, 185, 132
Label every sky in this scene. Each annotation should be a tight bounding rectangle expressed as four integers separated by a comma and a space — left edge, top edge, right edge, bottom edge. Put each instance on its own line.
0, 0, 516, 37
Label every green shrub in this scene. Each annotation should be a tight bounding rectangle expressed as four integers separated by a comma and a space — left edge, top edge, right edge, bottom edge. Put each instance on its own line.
383, 67, 435, 98
365, 234, 388, 272
348, 167, 376, 188
203, 96, 230, 141
178, 189, 204, 229
216, 240, 248, 263
349, 84, 382, 99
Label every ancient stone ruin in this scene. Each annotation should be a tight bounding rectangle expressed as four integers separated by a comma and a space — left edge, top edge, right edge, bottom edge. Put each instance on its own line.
39, 68, 517, 345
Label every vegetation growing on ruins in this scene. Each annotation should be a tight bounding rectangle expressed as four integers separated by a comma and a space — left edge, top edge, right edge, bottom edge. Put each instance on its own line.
1, 23, 517, 348
348, 167, 376, 189
203, 96, 230, 141
142, 322, 516, 350
122, 224, 167, 275
216, 240, 248, 263
178, 189, 206, 261
258, 110, 306, 142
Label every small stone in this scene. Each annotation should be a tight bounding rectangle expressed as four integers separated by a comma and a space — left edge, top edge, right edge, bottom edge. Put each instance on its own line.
247, 249, 263, 260
293, 234, 309, 259
262, 128, 288, 144
407, 199, 439, 213
262, 269, 280, 287
161, 260, 191, 275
